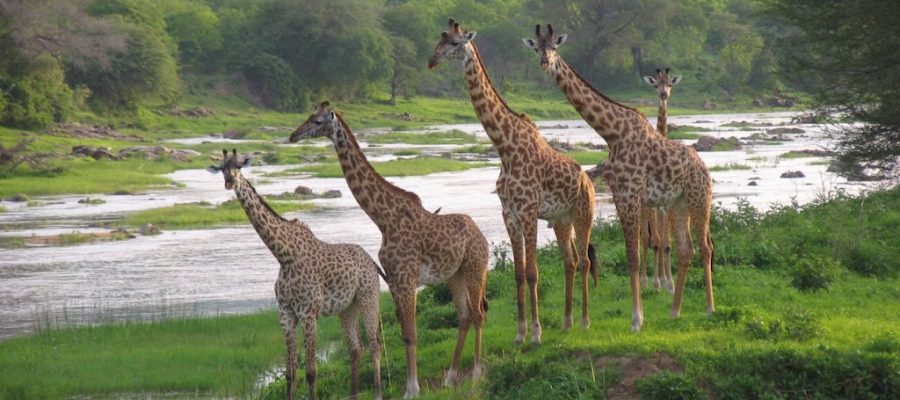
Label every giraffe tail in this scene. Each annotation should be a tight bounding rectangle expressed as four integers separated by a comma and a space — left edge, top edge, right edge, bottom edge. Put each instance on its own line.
588, 243, 598, 287
374, 261, 387, 282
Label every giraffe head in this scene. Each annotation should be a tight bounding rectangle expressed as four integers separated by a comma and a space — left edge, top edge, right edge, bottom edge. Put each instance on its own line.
642, 68, 682, 103
289, 102, 349, 147
427, 18, 477, 69
522, 24, 567, 71
207, 148, 251, 190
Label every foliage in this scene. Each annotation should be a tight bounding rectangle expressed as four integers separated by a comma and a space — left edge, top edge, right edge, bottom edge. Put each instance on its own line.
790, 254, 842, 292
636, 371, 705, 400
237, 53, 307, 112
763, 0, 900, 179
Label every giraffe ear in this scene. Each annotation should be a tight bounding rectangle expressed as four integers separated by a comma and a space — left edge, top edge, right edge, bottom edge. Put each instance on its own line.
671, 75, 683, 85
239, 157, 252, 168
207, 165, 221, 174
522, 38, 537, 49
554, 34, 568, 46
325, 111, 336, 122
642, 76, 657, 86
463, 31, 477, 42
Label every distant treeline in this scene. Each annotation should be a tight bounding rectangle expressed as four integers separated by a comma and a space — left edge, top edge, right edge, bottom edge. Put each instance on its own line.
1, 0, 790, 129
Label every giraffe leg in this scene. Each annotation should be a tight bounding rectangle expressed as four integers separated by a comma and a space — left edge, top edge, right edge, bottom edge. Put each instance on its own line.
692, 208, 715, 315
279, 308, 299, 400
573, 194, 594, 330
445, 272, 470, 387
501, 206, 527, 344
657, 210, 675, 294
617, 199, 643, 332
299, 316, 319, 400
360, 279, 383, 400
553, 222, 576, 331
391, 280, 420, 398
670, 206, 695, 319
464, 232, 488, 381
339, 302, 362, 399
521, 208, 542, 344
639, 207, 653, 288
654, 209, 669, 293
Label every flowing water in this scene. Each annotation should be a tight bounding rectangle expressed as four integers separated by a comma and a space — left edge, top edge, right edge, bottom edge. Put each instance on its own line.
0, 111, 881, 339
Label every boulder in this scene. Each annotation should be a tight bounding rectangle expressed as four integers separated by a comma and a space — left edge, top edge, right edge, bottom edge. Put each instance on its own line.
321, 190, 342, 198
780, 170, 805, 178
748, 181, 758, 186
692, 136, 742, 151
294, 185, 313, 195
72, 145, 120, 160
138, 223, 162, 236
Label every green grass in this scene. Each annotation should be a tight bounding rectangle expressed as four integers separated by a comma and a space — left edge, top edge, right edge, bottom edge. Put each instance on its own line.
2, 187, 896, 399
667, 131, 702, 140
366, 130, 478, 145
453, 144, 492, 154
288, 157, 494, 178
709, 163, 753, 172
392, 149, 422, 157
565, 150, 609, 166
0, 205, 6, 213
120, 199, 314, 230
779, 151, 818, 159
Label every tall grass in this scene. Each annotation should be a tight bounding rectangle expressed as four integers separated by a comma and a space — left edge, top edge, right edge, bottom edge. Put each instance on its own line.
1, 187, 897, 399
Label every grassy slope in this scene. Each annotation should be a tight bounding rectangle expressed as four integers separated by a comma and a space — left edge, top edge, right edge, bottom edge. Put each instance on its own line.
1, 188, 897, 399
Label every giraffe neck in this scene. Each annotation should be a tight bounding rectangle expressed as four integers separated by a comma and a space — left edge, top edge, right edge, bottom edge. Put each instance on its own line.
549, 57, 644, 148
461, 42, 535, 154
331, 116, 424, 231
233, 176, 311, 256
657, 99, 668, 138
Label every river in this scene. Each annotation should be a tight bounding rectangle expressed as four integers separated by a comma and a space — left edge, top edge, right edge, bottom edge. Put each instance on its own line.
0, 111, 880, 339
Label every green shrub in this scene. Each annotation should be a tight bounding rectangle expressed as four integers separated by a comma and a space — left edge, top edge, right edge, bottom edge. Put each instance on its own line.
636, 371, 705, 400
0, 60, 73, 129
843, 241, 892, 278
790, 254, 842, 292
484, 353, 608, 400
238, 53, 307, 112
782, 307, 823, 341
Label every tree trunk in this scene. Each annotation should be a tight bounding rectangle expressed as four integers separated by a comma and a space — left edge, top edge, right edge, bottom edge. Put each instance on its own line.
631, 45, 645, 77
389, 70, 399, 105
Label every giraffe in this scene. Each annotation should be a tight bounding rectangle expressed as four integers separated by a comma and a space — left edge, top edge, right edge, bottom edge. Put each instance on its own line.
207, 149, 383, 400
429, 19, 597, 345
639, 67, 683, 294
290, 103, 489, 398
524, 24, 714, 332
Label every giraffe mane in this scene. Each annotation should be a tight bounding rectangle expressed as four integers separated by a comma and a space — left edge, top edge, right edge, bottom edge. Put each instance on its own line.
241, 178, 288, 223
469, 43, 534, 125
563, 59, 645, 118
333, 113, 424, 208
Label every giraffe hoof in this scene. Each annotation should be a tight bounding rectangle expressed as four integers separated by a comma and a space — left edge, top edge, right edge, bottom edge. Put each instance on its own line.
707, 306, 716, 316
670, 310, 681, 319
472, 364, 485, 382
563, 316, 573, 331
652, 279, 661, 291
514, 333, 525, 345
581, 317, 590, 330
443, 368, 458, 387
631, 315, 643, 332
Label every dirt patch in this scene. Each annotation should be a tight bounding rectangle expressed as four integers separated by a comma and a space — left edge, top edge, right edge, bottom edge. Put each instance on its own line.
51, 123, 144, 141
595, 353, 683, 400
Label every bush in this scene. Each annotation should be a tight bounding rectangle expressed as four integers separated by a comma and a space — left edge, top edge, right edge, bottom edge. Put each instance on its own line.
0, 59, 73, 129
790, 254, 842, 292
636, 371, 706, 400
238, 53, 307, 112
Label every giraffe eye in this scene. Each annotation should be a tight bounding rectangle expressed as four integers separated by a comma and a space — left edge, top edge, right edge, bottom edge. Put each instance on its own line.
315, 119, 323, 125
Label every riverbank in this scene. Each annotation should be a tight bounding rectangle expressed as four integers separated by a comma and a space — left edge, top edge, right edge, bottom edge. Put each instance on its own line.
1, 187, 897, 399
0, 91, 790, 199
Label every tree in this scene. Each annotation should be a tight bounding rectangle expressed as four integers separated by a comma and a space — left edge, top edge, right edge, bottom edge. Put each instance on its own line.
763, 0, 900, 179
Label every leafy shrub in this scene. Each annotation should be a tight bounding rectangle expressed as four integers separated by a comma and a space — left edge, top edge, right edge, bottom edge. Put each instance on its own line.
843, 241, 892, 278
790, 254, 842, 292
782, 307, 823, 341
417, 304, 456, 330
0, 59, 73, 129
238, 53, 307, 112
485, 353, 608, 399
636, 371, 705, 400
865, 331, 899, 353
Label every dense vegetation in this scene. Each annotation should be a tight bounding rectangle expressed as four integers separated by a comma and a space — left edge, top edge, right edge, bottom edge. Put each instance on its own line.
1, 187, 897, 399
1, 0, 796, 129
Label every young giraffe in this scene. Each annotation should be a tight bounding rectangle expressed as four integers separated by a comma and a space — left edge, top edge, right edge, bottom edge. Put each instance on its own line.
207, 149, 382, 400
524, 24, 714, 332
290, 104, 489, 398
429, 19, 597, 345
639, 68, 683, 294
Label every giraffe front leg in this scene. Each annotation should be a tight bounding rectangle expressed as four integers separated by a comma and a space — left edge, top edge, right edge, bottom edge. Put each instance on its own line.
301, 317, 319, 400
279, 308, 299, 400
670, 206, 694, 319
617, 200, 644, 332
391, 281, 420, 398
501, 206, 527, 344
573, 200, 594, 330
339, 302, 362, 399
521, 209, 542, 344
444, 273, 470, 387
553, 222, 576, 332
